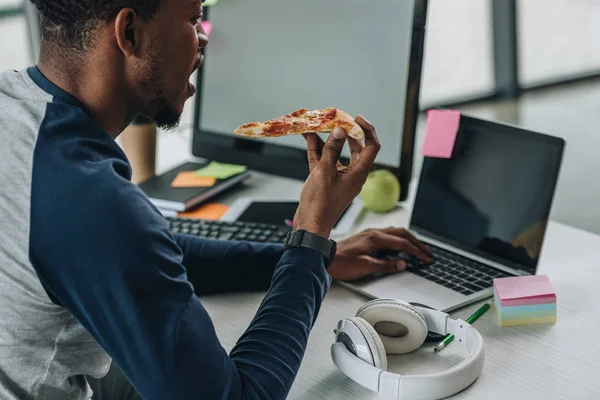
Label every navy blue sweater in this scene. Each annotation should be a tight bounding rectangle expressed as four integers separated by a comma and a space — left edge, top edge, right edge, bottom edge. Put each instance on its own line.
3, 66, 332, 399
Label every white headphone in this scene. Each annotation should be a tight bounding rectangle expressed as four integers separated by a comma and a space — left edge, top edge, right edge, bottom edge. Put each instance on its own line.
331, 299, 485, 400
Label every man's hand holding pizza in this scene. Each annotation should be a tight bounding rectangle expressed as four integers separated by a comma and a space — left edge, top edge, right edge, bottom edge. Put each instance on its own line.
293, 115, 431, 281
293, 115, 377, 238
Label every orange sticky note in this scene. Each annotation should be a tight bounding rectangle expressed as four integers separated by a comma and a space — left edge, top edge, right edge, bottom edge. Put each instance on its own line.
178, 203, 230, 220
171, 171, 217, 188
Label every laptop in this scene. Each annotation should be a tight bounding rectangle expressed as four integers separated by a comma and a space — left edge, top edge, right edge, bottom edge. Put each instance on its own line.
341, 115, 565, 312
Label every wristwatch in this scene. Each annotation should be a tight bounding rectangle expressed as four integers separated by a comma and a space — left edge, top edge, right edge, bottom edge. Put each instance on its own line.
284, 230, 337, 267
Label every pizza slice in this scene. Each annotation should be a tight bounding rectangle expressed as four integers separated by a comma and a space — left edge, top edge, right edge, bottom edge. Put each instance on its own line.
233, 108, 365, 140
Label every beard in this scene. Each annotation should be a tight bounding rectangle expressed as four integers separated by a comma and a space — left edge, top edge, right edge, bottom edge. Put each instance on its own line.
144, 90, 181, 131
135, 44, 182, 131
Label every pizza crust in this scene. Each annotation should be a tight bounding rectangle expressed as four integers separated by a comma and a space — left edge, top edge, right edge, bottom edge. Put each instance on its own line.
334, 109, 365, 140
233, 108, 365, 140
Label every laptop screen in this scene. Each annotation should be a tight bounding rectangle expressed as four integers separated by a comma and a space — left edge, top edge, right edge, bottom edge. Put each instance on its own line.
410, 116, 564, 274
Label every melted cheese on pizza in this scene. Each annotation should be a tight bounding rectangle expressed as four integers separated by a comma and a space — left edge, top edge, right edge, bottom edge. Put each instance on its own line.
233, 107, 363, 139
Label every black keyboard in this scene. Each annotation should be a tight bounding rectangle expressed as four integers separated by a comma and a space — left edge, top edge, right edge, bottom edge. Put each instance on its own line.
166, 217, 292, 243
167, 217, 509, 295
404, 244, 511, 296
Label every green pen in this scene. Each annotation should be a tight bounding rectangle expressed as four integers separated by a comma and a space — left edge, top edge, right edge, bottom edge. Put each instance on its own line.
433, 303, 491, 353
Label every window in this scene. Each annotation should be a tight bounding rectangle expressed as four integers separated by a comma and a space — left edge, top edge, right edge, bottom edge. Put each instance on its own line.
518, 0, 600, 86
420, 0, 494, 106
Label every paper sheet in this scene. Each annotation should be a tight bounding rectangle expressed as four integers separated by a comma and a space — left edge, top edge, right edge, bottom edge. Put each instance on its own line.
195, 162, 247, 180
421, 110, 461, 158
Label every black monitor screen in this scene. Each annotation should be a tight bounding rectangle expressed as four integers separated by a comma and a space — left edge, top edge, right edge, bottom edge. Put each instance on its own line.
410, 116, 564, 274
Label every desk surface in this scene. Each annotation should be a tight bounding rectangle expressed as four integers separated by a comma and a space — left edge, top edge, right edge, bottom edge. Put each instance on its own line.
195, 170, 600, 399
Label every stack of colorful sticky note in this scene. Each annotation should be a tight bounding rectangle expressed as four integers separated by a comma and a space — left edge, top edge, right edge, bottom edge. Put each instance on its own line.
170, 162, 247, 188
493, 274, 557, 327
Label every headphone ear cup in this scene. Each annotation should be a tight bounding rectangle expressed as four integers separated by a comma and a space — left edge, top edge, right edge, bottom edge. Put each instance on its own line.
348, 317, 388, 371
356, 299, 428, 355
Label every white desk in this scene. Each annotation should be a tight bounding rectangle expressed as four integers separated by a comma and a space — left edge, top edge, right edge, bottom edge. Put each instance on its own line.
189, 170, 600, 400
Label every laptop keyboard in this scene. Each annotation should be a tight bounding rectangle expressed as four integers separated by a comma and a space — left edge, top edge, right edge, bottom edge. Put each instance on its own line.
167, 217, 510, 296
405, 244, 511, 296
166, 217, 291, 243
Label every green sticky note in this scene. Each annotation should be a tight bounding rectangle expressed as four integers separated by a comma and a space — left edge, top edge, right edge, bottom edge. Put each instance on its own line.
195, 162, 247, 180
203, 0, 220, 6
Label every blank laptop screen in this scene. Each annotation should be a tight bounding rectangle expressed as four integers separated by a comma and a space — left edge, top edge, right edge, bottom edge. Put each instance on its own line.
410, 117, 564, 274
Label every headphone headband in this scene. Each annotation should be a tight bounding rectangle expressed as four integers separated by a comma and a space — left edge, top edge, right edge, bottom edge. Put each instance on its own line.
331, 300, 485, 400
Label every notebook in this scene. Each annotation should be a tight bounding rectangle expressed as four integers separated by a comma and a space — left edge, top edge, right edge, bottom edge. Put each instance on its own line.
139, 161, 250, 211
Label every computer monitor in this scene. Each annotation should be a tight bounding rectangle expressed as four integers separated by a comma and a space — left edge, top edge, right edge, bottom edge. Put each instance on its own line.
192, 0, 428, 201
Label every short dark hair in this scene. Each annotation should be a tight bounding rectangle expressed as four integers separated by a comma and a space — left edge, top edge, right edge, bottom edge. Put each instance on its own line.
29, 0, 164, 51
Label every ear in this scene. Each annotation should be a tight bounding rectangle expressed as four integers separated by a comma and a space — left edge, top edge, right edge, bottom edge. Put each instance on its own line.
114, 8, 139, 57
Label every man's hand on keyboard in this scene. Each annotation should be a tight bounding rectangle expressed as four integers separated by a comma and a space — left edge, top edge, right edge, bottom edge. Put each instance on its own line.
294, 115, 380, 238
328, 227, 432, 281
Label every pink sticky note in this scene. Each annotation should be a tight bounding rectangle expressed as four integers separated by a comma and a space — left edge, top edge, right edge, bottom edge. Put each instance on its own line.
422, 110, 461, 158
494, 275, 556, 307
202, 21, 213, 36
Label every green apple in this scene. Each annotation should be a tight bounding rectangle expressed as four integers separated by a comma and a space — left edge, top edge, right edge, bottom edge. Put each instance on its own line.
359, 169, 401, 213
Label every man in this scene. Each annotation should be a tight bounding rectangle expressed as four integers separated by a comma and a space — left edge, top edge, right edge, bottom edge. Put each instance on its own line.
0, 0, 431, 399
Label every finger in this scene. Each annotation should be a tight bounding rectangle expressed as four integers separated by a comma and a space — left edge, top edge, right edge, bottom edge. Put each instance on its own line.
382, 227, 431, 255
372, 232, 432, 263
304, 133, 323, 172
320, 127, 347, 168
348, 137, 364, 165
364, 256, 407, 275
305, 133, 344, 169
353, 115, 381, 173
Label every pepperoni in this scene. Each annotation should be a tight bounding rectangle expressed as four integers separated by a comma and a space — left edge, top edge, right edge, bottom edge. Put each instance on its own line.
323, 108, 337, 120
291, 108, 309, 117
267, 121, 293, 135
260, 108, 338, 135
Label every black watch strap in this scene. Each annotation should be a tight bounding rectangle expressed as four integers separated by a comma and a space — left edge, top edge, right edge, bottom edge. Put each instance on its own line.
284, 230, 337, 266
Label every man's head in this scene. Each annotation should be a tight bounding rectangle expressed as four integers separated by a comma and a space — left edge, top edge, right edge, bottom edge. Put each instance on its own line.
29, 0, 208, 130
